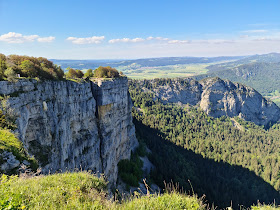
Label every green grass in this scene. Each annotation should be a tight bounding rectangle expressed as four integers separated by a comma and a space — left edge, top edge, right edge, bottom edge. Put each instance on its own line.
0, 172, 111, 210
251, 204, 280, 209
0, 130, 23, 155
118, 63, 210, 79
265, 90, 280, 107
0, 172, 203, 210
0, 129, 38, 171
120, 191, 202, 210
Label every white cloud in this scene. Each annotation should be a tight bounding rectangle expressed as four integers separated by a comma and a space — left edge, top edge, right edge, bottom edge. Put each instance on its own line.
242, 29, 268, 33
37, 36, 55, 43
168, 40, 189, 44
0, 32, 38, 43
147, 36, 169, 41
66, 36, 105, 44
108, 37, 145, 44
253, 37, 280, 42
109, 36, 191, 44
0, 32, 55, 43
240, 35, 250, 39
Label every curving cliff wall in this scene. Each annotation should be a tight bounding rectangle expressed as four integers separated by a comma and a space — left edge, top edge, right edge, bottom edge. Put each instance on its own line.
0, 77, 138, 185
131, 77, 280, 127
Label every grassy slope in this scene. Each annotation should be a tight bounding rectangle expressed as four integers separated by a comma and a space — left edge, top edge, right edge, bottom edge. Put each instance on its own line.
0, 129, 37, 171
0, 172, 203, 210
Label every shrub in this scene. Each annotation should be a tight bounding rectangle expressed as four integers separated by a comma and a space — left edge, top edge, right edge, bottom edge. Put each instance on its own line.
0, 54, 65, 80
93, 66, 120, 78
4, 67, 17, 81
84, 69, 93, 78
118, 154, 143, 187
66, 68, 84, 79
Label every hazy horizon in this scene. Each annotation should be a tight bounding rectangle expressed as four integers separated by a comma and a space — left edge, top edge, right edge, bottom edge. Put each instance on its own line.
1, 0, 280, 59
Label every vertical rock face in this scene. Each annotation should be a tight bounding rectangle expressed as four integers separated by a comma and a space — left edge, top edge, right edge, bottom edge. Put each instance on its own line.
199, 78, 280, 126
0, 78, 138, 185
92, 78, 138, 184
131, 77, 280, 126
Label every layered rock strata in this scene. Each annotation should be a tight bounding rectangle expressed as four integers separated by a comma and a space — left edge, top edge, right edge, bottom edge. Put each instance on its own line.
0, 78, 138, 185
132, 77, 280, 126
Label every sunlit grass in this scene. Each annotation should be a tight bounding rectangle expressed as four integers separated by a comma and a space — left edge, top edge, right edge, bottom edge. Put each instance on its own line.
0, 172, 204, 210
120, 63, 210, 79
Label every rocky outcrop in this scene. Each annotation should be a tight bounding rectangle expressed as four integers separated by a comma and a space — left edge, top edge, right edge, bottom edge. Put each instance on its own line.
91, 79, 138, 184
0, 151, 20, 172
0, 78, 138, 185
132, 77, 280, 126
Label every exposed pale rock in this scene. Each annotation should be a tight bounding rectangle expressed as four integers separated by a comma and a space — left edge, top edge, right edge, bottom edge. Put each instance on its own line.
133, 77, 280, 126
91, 78, 138, 184
0, 78, 138, 185
0, 151, 20, 171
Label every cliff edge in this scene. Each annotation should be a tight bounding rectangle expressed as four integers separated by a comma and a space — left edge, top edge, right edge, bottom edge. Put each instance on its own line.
130, 77, 280, 127
0, 77, 138, 185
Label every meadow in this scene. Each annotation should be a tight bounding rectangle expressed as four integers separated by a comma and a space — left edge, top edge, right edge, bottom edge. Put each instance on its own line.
117, 63, 210, 79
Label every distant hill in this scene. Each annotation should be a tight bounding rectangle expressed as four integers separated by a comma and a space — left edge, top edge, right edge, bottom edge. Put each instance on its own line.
51, 56, 245, 70
206, 53, 280, 73
194, 53, 280, 105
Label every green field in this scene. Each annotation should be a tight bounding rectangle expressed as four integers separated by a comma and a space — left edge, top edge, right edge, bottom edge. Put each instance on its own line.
116, 63, 210, 79
266, 90, 280, 106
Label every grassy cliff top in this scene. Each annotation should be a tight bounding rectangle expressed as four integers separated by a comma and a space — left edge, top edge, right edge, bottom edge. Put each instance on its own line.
0, 172, 203, 210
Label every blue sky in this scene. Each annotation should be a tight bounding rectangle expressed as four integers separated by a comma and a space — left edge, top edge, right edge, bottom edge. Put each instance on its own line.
0, 0, 279, 59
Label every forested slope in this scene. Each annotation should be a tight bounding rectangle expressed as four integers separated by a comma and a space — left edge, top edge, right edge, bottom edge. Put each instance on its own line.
193, 53, 280, 105
129, 80, 280, 208
195, 62, 280, 99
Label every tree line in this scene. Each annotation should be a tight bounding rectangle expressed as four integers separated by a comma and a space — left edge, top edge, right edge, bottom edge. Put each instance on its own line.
129, 79, 280, 208
0, 54, 123, 81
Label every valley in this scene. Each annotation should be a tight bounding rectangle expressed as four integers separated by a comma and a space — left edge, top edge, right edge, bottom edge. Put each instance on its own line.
1, 54, 280, 209
2, 1, 280, 209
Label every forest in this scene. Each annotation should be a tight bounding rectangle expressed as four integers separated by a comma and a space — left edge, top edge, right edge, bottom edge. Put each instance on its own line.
0, 54, 64, 80
194, 53, 280, 105
0, 54, 123, 81
129, 80, 280, 208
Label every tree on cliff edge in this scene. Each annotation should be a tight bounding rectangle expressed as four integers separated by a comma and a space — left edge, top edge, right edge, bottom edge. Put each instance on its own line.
93, 66, 120, 78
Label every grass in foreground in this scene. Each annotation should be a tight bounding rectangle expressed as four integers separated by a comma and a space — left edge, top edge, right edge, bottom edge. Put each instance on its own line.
0, 172, 111, 209
0, 172, 203, 210
121, 191, 202, 210
252, 204, 280, 209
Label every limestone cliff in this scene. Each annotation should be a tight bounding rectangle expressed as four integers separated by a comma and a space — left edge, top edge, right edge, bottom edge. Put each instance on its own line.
131, 77, 280, 126
0, 77, 138, 185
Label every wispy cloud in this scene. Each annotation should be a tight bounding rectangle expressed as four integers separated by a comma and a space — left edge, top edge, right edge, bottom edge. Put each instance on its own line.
37, 36, 55, 43
108, 37, 145, 44
0, 32, 55, 43
146, 36, 169, 41
66, 36, 105, 44
108, 36, 190, 44
242, 29, 268, 33
253, 37, 280, 42
168, 40, 189, 44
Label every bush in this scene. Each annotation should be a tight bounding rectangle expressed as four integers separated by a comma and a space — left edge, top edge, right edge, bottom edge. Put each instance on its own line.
66, 68, 84, 79
0, 129, 38, 171
84, 69, 93, 78
4, 67, 17, 81
93, 66, 120, 78
0, 54, 65, 80
118, 154, 143, 187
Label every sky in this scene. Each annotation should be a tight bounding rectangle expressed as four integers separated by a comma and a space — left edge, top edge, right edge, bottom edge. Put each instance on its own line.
0, 0, 280, 59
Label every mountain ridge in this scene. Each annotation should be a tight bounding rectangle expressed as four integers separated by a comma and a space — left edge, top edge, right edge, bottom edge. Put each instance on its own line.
129, 77, 280, 127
